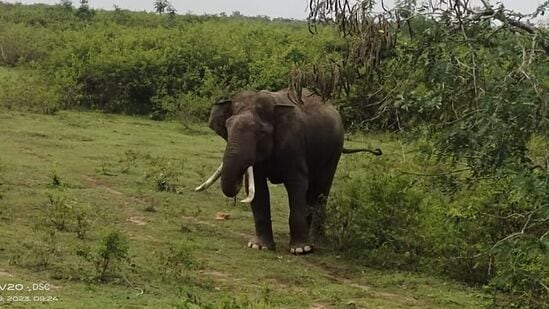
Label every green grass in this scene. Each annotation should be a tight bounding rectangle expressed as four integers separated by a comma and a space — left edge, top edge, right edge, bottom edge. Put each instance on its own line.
0, 110, 489, 308
0, 66, 18, 78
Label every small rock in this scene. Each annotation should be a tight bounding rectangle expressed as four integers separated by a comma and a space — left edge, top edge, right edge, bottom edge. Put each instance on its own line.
215, 212, 231, 220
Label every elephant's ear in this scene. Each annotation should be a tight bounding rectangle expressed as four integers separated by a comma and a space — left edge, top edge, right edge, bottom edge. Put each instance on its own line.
208, 100, 232, 140
273, 102, 296, 130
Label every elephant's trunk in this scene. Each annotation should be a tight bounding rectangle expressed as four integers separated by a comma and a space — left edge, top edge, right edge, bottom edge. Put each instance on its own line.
220, 138, 255, 199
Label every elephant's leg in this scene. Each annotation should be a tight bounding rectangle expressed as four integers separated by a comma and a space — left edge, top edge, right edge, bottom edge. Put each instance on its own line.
308, 161, 338, 243
307, 187, 330, 243
285, 179, 312, 254
248, 167, 275, 251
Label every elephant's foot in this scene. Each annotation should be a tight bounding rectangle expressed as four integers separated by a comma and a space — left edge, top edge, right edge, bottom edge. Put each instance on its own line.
247, 237, 275, 251
289, 243, 313, 255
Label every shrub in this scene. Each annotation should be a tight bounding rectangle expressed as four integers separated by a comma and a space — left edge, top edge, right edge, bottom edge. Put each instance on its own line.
0, 23, 50, 66
160, 242, 197, 281
326, 172, 427, 269
441, 172, 549, 307
43, 194, 74, 232
37, 193, 93, 240
144, 156, 185, 192
9, 230, 59, 270
0, 69, 60, 114
328, 159, 548, 306
94, 230, 130, 281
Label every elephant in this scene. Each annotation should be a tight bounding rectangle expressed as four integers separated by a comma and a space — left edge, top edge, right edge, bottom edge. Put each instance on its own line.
196, 88, 381, 254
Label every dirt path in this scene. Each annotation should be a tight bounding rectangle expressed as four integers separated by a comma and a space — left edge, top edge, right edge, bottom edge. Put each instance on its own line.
83, 175, 124, 196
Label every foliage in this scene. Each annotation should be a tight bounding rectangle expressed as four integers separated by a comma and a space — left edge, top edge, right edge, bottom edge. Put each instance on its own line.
94, 230, 130, 281
305, 0, 548, 305
0, 2, 340, 119
43, 194, 74, 231
159, 242, 197, 280
0, 23, 49, 66
328, 151, 548, 306
154, 0, 175, 15
144, 155, 186, 192
0, 68, 60, 114
326, 172, 426, 269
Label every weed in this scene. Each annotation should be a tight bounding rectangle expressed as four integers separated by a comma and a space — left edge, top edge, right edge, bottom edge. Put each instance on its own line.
74, 210, 90, 240
160, 242, 196, 281
143, 197, 159, 212
144, 205, 157, 212
10, 230, 59, 270
50, 169, 62, 187
144, 156, 184, 192
44, 194, 73, 231
180, 223, 193, 234
38, 193, 94, 240
94, 230, 130, 281
99, 161, 116, 176
119, 149, 139, 173
154, 172, 178, 192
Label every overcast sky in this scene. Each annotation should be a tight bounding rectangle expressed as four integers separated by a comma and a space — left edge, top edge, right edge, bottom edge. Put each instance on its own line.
3, 0, 545, 20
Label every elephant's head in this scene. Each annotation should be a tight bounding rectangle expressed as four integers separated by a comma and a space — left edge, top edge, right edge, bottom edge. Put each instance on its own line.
195, 91, 294, 202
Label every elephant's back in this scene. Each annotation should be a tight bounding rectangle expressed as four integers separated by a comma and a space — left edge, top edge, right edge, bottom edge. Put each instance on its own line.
300, 98, 344, 169
268, 87, 344, 151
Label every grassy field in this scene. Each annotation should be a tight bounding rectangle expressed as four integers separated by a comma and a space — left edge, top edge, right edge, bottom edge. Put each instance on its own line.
0, 110, 489, 308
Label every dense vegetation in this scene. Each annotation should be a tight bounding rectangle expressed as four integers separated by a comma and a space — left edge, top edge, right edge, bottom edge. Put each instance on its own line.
303, 2, 548, 307
0, 1, 547, 307
0, 1, 340, 119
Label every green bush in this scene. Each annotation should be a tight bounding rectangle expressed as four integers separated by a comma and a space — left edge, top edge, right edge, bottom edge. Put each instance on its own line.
144, 155, 186, 192
0, 3, 342, 119
0, 23, 50, 66
442, 172, 548, 307
0, 69, 60, 114
160, 242, 197, 281
327, 161, 548, 306
326, 172, 428, 269
0, 2, 341, 117
31, 15, 336, 118
94, 230, 130, 281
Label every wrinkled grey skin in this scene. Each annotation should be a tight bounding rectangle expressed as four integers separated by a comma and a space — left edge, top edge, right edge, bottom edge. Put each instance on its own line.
208, 88, 344, 254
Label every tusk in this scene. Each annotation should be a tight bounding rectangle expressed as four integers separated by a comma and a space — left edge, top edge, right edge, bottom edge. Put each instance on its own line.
240, 166, 255, 203
195, 163, 223, 191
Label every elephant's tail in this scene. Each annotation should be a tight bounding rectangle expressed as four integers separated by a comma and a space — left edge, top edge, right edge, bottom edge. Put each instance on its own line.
342, 147, 382, 156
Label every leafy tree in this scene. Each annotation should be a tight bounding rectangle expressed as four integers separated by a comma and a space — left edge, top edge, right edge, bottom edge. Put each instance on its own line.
58, 0, 73, 11
153, 0, 172, 15
75, 0, 94, 20
303, 0, 548, 305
